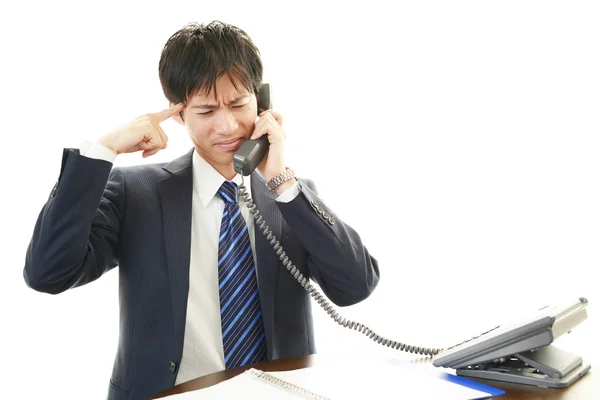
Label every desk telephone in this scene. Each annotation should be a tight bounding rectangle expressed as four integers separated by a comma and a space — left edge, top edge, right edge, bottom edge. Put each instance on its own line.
232, 84, 591, 388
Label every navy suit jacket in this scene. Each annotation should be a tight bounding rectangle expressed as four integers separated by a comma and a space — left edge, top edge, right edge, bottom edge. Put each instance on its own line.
24, 148, 380, 399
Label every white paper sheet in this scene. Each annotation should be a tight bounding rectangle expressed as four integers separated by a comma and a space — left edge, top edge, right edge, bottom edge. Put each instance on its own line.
165, 360, 493, 399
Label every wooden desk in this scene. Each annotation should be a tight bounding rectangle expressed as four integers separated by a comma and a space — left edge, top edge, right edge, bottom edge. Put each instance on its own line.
153, 355, 597, 399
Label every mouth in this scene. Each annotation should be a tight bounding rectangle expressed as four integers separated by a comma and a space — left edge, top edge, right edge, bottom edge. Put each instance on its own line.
214, 137, 243, 151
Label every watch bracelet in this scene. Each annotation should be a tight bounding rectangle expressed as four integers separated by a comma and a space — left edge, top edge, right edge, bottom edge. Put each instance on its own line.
266, 168, 295, 191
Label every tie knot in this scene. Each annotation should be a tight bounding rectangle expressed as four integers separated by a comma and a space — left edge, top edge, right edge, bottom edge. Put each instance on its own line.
217, 181, 238, 204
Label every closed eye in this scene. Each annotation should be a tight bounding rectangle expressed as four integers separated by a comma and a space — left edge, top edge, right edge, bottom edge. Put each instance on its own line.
196, 102, 248, 115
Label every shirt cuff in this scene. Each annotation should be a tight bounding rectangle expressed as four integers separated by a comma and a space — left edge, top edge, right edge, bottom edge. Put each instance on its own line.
275, 180, 300, 203
80, 140, 117, 163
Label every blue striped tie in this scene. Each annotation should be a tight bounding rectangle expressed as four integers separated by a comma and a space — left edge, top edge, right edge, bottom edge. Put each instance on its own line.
217, 180, 267, 369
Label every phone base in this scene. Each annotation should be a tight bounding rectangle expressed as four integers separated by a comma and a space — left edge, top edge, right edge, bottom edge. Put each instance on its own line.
456, 345, 591, 388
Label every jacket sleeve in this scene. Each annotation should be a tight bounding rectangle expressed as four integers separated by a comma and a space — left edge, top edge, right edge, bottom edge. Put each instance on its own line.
276, 179, 380, 307
23, 149, 124, 294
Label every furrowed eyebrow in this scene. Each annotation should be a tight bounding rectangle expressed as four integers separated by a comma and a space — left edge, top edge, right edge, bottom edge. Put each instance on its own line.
190, 94, 250, 110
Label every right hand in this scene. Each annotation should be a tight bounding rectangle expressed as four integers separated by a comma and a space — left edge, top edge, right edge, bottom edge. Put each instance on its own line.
98, 103, 184, 158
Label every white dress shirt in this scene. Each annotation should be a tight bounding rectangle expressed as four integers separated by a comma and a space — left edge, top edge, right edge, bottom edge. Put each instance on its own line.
79, 141, 299, 384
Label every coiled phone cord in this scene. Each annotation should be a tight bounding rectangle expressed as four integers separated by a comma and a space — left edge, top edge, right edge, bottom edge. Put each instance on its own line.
238, 178, 444, 357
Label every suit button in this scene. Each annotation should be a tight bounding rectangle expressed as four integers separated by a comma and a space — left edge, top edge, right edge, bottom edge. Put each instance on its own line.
169, 361, 177, 373
50, 181, 58, 197
328, 217, 334, 224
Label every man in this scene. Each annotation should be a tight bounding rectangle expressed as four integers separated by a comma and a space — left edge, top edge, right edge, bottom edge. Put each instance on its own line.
24, 20, 379, 400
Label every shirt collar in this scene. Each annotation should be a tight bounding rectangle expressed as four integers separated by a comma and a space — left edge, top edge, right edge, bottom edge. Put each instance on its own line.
192, 150, 252, 207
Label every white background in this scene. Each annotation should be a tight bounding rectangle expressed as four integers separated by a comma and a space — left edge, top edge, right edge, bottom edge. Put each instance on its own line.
1, 1, 598, 398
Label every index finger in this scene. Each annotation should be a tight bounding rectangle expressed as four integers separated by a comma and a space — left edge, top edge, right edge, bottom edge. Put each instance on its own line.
259, 109, 283, 126
150, 103, 185, 123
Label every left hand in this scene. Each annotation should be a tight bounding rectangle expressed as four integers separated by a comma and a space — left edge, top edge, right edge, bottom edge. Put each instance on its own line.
250, 110, 287, 181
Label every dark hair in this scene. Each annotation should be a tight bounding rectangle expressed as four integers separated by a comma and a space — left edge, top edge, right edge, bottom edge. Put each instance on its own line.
158, 20, 263, 105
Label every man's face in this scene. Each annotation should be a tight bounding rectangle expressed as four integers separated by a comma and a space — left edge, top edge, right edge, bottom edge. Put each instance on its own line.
176, 74, 258, 172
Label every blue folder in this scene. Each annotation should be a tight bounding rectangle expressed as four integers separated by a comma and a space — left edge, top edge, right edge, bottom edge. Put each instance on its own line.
439, 372, 505, 398
386, 358, 505, 398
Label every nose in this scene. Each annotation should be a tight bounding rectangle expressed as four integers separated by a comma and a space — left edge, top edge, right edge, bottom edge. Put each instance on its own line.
213, 109, 239, 135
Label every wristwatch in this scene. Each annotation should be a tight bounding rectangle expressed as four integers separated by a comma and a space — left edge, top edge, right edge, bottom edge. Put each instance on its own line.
266, 168, 296, 191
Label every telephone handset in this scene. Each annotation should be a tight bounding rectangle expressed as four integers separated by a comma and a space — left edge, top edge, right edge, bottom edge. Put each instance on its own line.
233, 83, 271, 176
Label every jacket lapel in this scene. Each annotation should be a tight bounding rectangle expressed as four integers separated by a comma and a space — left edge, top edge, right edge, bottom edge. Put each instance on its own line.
159, 149, 194, 347
250, 172, 285, 360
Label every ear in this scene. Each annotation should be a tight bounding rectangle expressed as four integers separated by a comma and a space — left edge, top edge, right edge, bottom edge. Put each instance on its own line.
170, 103, 186, 125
